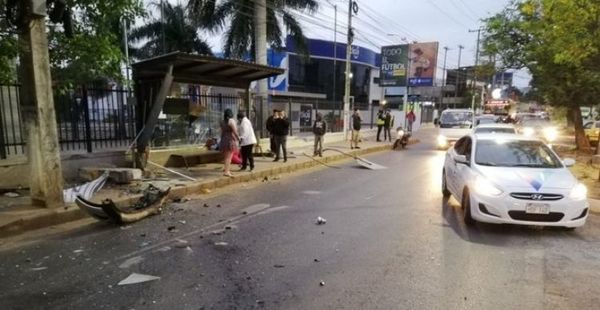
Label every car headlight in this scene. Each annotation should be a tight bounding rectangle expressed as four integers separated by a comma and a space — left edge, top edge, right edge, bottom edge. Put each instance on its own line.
523, 127, 535, 136
397, 129, 405, 138
437, 135, 448, 146
543, 127, 558, 142
473, 175, 503, 196
570, 183, 588, 200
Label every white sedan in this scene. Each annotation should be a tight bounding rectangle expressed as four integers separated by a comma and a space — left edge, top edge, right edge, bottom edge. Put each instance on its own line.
442, 133, 588, 228
473, 123, 517, 134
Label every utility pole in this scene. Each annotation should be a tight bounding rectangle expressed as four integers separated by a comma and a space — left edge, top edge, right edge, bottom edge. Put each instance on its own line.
254, 0, 269, 136
18, 1, 64, 208
455, 45, 464, 107
441, 46, 450, 110
325, 1, 338, 129
343, 0, 355, 140
469, 28, 483, 116
160, 0, 166, 54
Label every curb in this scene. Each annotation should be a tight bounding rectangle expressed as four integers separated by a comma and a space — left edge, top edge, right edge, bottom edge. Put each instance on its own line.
589, 199, 600, 215
0, 142, 409, 238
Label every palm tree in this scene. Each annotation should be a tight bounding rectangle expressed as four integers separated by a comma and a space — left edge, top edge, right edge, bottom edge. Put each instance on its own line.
188, 0, 318, 60
130, 2, 212, 60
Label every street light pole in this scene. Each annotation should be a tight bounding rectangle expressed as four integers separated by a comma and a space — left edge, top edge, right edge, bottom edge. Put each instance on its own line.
441, 46, 450, 110
469, 28, 484, 116
343, 0, 355, 140
455, 45, 464, 107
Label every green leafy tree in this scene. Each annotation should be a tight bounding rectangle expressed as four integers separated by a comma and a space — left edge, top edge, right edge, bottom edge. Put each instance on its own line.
1, 0, 145, 87
129, 2, 212, 60
483, 0, 600, 151
188, 0, 318, 59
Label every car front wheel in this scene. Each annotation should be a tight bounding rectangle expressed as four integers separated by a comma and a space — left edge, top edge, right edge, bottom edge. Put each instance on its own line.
442, 170, 451, 198
462, 188, 475, 226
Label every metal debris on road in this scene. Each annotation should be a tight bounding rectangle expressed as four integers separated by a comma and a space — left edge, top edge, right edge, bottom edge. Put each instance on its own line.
119, 256, 144, 269
319, 281, 325, 286
316, 217, 327, 225
117, 273, 160, 285
73, 249, 84, 253
178, 220, 186, 225
30, 267, 48, 271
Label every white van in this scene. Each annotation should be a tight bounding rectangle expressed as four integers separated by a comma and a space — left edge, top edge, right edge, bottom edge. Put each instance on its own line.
436, 109, 474, 148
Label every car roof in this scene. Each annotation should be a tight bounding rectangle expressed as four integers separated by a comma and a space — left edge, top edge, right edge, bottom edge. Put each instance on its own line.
474, 123, 515, 129
472, 132, 541, 142
441, 109, 472, 113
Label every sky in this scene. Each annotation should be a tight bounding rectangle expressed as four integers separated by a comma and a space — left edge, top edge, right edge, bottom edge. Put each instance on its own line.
157, 0, 530, 88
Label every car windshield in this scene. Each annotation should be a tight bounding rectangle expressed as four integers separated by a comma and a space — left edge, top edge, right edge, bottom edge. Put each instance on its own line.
477, 118, 496, 125
475, 139, 562, 168
474, 127, 516, 134
440, 112, 473, 124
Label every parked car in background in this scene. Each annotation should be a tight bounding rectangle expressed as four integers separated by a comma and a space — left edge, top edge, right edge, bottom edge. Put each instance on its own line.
584, 121, 600, 145
475, 114, 499, 126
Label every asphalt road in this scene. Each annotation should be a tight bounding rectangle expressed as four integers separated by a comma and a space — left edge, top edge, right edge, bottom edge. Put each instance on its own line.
2, 138, 600, 309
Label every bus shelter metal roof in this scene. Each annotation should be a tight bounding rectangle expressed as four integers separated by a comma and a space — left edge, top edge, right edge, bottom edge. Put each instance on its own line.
131, 52, 284, 169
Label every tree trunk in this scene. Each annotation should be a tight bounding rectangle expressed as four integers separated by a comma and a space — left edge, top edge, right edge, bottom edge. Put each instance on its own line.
566, 107, 574, 128
572, 105, 591, 152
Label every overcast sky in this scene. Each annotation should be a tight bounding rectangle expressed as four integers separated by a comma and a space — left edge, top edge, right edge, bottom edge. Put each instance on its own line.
158, 0, 529, 87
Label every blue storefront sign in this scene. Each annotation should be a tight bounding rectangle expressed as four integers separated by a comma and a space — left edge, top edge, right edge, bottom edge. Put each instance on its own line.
408, 77, 434, 87
267, 50, 288, 91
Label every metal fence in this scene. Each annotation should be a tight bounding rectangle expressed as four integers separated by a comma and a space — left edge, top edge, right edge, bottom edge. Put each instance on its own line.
0, 84, 137, 158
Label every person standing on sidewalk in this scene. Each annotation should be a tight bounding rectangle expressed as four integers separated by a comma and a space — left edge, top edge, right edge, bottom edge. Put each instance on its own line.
376, 109, 385, 142
351, 108, 362, 149
383, 110, 394, 142
312, 112, 326, 157
406, 109, 416, 132
237, 111, 257, 171
266, 109, 277, 155
220, 108, 239, 177
272, 110, 290, 162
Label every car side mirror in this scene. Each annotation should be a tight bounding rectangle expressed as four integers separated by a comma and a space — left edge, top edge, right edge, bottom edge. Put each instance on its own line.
563, 158, 576, 167
454, 154, 470, 165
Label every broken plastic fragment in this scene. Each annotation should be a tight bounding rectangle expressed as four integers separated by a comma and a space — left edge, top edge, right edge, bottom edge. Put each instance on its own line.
117, 273, 160, 285
119, 256, 144, 269
214, 242, 228, 246
316, 217, 327, 225
319, 281, 325, 286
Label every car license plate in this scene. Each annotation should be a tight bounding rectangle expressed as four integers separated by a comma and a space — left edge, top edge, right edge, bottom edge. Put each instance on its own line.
525, 203, 550, 214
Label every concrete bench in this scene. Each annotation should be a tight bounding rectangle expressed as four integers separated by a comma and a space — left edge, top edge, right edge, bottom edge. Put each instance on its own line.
166, 150, 223, 169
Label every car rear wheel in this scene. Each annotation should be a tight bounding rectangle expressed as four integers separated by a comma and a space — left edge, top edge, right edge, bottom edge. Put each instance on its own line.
442, 170, 451, 198
461, 188, 475, 226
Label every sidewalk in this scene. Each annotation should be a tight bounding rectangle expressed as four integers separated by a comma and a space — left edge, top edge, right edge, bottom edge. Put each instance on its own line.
0, 129, 422, 238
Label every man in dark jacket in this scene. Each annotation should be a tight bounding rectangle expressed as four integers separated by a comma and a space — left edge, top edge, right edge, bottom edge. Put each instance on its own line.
272, 110, 290, 162
351, 108, 362, 149
265, 109, 277, 155
376, 109, 385, 141
313, 113, 327, 157
383, 110, 393, 142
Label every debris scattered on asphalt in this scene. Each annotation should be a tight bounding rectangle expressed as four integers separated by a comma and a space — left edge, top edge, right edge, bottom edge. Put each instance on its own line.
119, 256, 144, 269
73, 249, 84, 254
203, 203, 209, 208
211, 229, 226, 235
262, 176, 269, 182
201, 188, 212, 194
314, 258, 320, 262
185, 246, 193, 253
140, 233, 147, 237
178, 220, 186, 225
167, 226, 177, 232
316, 216, 327, 225
117, 273, 160, 285
214, 242, 228, 246
216, 204, 222, 208
140, 242, 151, 247
4, 192, 20, 198
321, 231, 325, 235
256, 300, 265, 305
273, 264, 285, 268
120, 225, 132, 230
155, 246, 172, 253
319, 281, 325, 286
30, 267, 48, 271
242, 211, 248, 215
272, 176, 281, 180
174, 239, 189, 248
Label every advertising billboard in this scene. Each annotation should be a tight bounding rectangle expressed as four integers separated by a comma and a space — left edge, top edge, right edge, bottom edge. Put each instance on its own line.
380, 45, 409, 87
408, 42, 439, 87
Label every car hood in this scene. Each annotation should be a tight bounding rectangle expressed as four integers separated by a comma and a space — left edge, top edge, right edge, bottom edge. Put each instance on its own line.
475, 166, 577, 191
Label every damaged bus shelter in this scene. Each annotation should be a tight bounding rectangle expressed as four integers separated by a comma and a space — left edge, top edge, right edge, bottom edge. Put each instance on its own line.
131, 52, 284, 169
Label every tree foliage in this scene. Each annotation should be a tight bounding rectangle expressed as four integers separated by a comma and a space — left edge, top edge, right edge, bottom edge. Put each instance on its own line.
129, 2, 212, 60
188, 0, 318, 60
483, 0, 600, 150
0, 0, 145, 86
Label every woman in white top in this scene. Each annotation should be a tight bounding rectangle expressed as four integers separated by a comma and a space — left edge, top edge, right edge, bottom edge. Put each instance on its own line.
237, 111, 257, 171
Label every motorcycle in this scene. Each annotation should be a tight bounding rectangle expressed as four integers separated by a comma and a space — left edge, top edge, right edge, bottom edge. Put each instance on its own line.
392, 127, 411, 150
